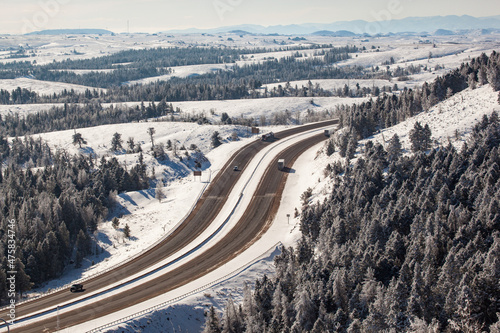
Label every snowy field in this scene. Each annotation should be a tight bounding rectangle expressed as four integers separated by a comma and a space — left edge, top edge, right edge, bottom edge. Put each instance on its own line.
0, 32, 499, 332
0, 33, 355, 65
0, 33, 499, 97
0, 76, 106, 95
65, 84, 500, 333
8, 83, 495, 333
0, 96, 364, 120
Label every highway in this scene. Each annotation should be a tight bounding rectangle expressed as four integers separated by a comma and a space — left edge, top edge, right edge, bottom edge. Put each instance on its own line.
0, 120, 338, 332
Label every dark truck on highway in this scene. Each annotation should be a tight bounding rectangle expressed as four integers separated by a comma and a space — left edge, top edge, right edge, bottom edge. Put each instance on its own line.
70, 284, 84, 293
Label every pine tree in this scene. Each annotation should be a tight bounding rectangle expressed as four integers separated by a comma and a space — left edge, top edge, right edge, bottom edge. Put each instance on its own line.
221, 299, 243, 333
337, 132, 349, 157
76, 230, 90, 255
72, 131, 87, 148
153, 142, 167, 160
111, 132, 123, 151
346, 134, 358, 161
422, 124, 432, 150
478, 66, 488, 86
112, 217, 120, 229
127, 137, 135, 153
410, 122, 424, 152
221, 112, 230, 124
387, 133, 402, 161
409, 122, 432, 152
211, 131, 222, 148
468, 74, 477, 90
326, 139, 336, 156
15, 258, 33, 297
203, 306, 222, 333
292, 285, 316, 331
123, 224, 131, 239
487, 64, 500, 91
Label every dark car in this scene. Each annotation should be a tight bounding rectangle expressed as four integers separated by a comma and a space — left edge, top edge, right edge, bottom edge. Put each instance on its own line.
70, 283, 84, 293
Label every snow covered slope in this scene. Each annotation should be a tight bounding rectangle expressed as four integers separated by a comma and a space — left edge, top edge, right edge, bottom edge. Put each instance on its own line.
85, 85, 499, 333
0, 77, 106, 95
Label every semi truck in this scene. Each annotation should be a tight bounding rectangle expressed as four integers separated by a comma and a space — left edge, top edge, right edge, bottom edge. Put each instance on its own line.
324, 128, 336, 137
278, 159, 285, 171
262, 132, 275, 141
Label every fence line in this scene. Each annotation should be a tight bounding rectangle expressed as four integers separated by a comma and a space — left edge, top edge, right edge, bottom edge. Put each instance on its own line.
85, 242, 283, 333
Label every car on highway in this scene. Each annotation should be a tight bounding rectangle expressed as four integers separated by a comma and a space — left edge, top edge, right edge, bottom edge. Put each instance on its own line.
233, 166, 239, 171
70, 284, 84, 293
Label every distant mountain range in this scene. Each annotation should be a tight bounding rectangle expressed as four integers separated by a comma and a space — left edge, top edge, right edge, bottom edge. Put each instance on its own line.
26, 29, 114, 36
24, 16, 500, 37
162, 15, 500, 36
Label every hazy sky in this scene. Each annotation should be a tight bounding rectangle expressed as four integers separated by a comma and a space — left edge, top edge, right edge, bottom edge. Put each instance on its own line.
1, 0, 500, 34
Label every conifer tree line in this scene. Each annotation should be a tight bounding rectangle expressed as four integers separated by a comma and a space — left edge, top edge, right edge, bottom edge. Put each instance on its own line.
205, 51, 500, 332
0, 139, 149, 301
0, 45, 358, 102
335, 51, 500, 140
2, 44, 336, 73
1, 50, 498, 139
0, 100, 177, 137
206, 112, 500, 333
0, 44, 346, 89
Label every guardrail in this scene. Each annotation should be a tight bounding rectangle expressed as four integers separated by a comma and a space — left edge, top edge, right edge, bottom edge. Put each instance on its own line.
85, 242, 283, 333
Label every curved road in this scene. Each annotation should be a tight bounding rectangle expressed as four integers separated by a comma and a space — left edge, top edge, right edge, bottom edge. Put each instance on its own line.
1, 120, 337, 332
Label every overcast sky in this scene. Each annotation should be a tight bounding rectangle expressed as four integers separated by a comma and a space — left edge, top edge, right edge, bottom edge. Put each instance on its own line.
1, 0, 500, 34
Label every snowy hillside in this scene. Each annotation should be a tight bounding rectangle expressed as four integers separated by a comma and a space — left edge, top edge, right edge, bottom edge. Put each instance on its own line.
372, 85, 500, 151
0, 96, 365, 119
27, 121, 275, 296
1, 32, 499, 333
72, 86, 499, 333
0, 77, 106, 95
0, 33, 498, 96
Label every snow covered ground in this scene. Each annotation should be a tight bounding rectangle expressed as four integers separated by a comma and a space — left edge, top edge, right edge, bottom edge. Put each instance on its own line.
0, 76, 106, 95
371, 84, 500, 151
0, 32, 499, 332
0, 33, 340, 66
82, 84, 499, 333
17, 121, 286, 295
126, 64, 234, 85
6, 122, 333, 333
0, 96, 364, 120
5, 83, 491, 333
1, 33, 498, 96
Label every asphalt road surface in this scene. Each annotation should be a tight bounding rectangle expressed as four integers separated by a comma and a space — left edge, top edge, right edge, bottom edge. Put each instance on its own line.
0, 120, 338, 332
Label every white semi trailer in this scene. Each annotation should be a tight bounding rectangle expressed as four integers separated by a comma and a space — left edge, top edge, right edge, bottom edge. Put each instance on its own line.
278, 159, 285, 171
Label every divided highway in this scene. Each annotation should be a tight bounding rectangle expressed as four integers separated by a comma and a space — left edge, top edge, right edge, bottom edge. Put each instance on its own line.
0, 120, 338, 332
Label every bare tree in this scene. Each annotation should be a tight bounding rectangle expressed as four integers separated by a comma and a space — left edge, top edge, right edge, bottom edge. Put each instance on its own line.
148, 127, 156, 148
